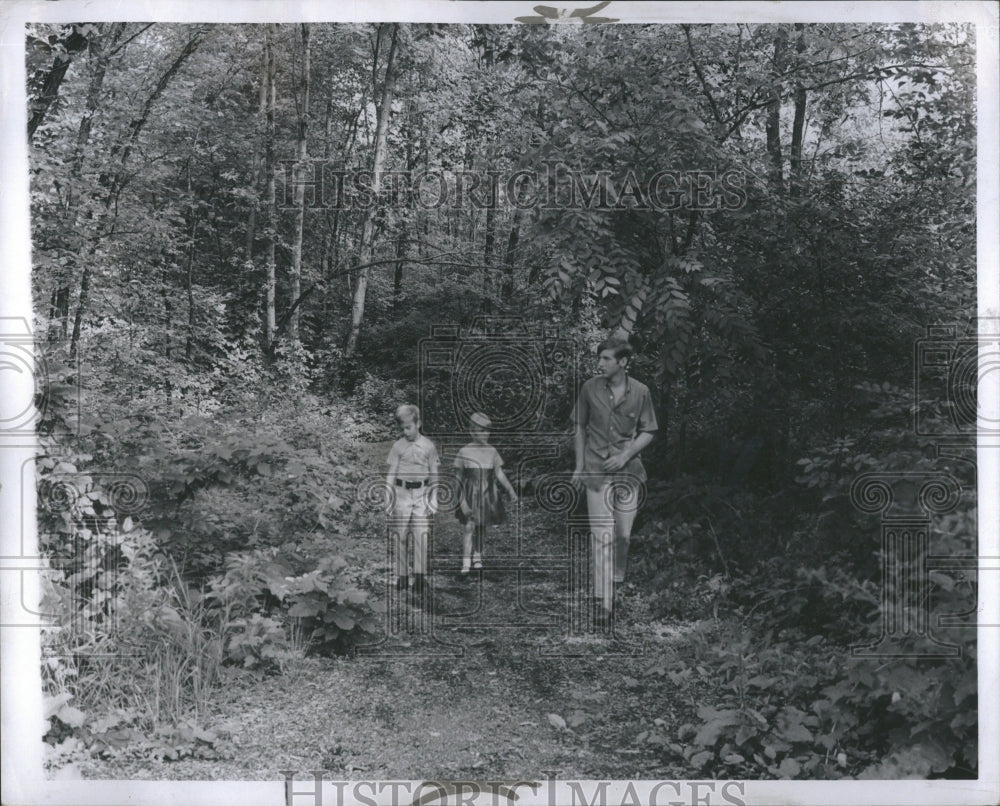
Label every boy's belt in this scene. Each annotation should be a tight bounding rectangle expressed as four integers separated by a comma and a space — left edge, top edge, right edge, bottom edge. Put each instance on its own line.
395, 478, 428, 489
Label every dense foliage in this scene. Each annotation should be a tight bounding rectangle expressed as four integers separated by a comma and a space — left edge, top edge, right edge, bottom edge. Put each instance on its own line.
28, 20, 976, 778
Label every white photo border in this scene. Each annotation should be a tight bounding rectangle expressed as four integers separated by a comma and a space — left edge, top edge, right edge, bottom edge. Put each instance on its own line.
2, 2, 997, 804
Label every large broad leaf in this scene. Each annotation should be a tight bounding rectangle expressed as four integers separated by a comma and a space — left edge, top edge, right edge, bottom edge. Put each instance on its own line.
43, 692, 73, 719
694, 709, 740, 746
287, 599, 323, 618
782, 723, 814, 743
689, 749, 714, 768
327, 607, 356, 630
55, 704, 87, 728
778, 757, 801, 777
859, 739, 955, 779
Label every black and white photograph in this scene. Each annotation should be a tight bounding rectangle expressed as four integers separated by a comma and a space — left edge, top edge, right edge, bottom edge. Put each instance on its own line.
1, 1, 998, 804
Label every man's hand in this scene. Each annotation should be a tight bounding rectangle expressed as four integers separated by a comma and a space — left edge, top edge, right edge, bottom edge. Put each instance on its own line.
602, 452, 630, 472
571, 468, 585, 488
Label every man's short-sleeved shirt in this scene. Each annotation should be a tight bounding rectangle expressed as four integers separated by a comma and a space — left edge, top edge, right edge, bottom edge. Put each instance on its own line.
387, 435, 439, 479
572, 374, 658, 483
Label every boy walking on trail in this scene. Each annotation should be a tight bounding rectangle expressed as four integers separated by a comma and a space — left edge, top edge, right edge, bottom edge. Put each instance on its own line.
454, 412, 518, 574
386, 404, 440, 596
572, 337, 657, 618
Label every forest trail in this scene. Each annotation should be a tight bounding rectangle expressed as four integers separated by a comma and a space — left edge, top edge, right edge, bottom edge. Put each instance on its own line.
81, 439, 710, 780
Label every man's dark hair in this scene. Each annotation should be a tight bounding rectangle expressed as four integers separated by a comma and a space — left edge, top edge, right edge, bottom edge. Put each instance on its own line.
596, 336, 632, 363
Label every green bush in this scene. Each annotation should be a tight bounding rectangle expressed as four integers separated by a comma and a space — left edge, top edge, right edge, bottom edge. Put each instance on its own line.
206, 547, 384, 658
669, 538, 976, 780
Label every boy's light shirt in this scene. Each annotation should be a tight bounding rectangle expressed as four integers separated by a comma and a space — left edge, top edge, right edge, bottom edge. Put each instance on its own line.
387, 434, 439, 479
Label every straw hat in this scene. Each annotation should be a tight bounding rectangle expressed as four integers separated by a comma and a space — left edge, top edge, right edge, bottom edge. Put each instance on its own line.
470, 412, 492, 429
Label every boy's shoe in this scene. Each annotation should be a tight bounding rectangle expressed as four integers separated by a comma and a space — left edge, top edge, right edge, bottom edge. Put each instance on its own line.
460, 557, 471, 575
472, 552, 483, 570
396, 575, 409, 591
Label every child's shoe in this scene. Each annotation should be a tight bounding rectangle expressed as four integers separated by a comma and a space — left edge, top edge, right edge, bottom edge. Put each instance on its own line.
472, 552, 483, 570
460, 557, 471, 575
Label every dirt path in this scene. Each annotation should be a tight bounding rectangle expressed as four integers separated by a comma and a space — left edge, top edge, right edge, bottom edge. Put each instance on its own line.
80, 441, 710, 780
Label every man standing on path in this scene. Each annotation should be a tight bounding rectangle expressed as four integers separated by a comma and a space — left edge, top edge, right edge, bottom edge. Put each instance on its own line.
572, 337, 658, 621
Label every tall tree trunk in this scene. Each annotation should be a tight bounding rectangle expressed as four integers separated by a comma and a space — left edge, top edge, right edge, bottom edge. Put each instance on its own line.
482, 187, 495, 310
185, 180, 198, 362
480, 28, 495, 309
391, 114, 414, 315
70, 25, 125, 181
162, 284, 172, 403
392, 229, 407, 314
345, 24, 398, 357
288, 23, 311, 344
68, 259, 92, 360
264, 25, 277, 354
186, 217, 197, 362
49, 24, 124, 343
28, 23, 94, 141
244, 29, 268, 269
70, 31, 202, 360
500, 208, 521, 300
789, 24, 808, 194
765, 27, 787, 193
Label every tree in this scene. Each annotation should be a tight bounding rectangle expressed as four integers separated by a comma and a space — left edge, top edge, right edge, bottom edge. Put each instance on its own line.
345, 23, 399, 357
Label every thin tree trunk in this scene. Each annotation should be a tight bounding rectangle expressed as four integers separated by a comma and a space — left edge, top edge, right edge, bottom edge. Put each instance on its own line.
264, 25, 277, 354
244, 30, 268, 267
789, 24, 808, 194
392, 115, 413, 315
162, 285, 172, 403
185, 209, 198, 362
392, 229, 407, 314
500, 208, 520, 300
288, 23, 311, 344
765, 27, 787, 193
49, 25, 123, 343
345, 24, 398, 357
71, 25, 125, 181
28, 24, 94, 141
482, 188, 495, 309
70, 31, 202, 360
